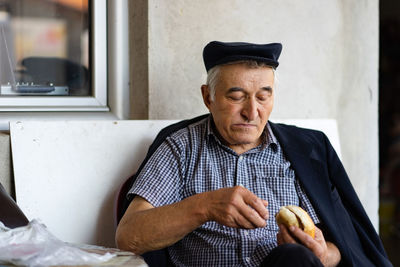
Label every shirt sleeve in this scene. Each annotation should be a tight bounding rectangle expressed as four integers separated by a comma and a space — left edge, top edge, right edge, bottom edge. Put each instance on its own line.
127, 135, 186, 207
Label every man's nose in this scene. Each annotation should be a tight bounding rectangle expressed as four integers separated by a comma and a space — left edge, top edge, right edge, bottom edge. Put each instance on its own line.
241, 98, 258, 121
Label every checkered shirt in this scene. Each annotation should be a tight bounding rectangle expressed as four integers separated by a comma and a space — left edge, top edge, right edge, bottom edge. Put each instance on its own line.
128, 115, 319, 267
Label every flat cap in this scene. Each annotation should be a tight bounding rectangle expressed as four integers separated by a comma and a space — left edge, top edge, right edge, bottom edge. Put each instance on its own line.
203, 41, 282, 72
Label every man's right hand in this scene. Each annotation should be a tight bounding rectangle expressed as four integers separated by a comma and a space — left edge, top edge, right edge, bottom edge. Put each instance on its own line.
203, 185, 269, 229
116, 185, 268, 255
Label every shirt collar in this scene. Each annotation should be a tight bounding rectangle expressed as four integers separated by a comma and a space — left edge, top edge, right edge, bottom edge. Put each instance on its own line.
205, 115, 278, 153
265, 123, 278, 152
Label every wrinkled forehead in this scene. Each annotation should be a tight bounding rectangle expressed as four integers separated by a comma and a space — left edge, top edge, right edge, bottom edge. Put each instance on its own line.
218, 63, 275, 79
216, 63, 275, 88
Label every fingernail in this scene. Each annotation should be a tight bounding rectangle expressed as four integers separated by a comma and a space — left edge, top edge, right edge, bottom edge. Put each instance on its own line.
289, 226, 295, 231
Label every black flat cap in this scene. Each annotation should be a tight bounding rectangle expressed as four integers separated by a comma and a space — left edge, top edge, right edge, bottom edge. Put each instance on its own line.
203, 41, 282, 72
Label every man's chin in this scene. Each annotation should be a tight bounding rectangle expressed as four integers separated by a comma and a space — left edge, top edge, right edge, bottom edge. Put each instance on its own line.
230, 136, 260, 146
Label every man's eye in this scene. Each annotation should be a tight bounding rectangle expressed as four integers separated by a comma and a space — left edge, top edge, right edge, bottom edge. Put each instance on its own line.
228, 95, 244, 101
257, 93, 271, 101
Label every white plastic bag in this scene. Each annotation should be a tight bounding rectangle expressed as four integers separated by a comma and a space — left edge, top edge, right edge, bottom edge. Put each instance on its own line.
0, 219, 115, 266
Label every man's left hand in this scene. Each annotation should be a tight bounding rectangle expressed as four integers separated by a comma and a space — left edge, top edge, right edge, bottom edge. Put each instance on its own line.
277, 224, 341, 267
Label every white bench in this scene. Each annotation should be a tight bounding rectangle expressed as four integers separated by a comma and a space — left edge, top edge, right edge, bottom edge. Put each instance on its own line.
10, 119, 344, 247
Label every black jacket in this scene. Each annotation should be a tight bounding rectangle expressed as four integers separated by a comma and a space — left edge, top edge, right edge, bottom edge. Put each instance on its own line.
124, 114, 392, 267
270, 121, 391, 266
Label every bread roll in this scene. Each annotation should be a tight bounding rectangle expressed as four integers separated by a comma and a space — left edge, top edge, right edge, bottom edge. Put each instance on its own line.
275, 205, 315, 238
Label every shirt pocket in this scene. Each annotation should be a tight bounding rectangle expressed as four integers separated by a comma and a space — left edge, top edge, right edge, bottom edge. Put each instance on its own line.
252, 175, 300, 231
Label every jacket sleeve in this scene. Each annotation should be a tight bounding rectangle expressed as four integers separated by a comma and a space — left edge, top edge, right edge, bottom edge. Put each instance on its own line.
322, 133, 392, 267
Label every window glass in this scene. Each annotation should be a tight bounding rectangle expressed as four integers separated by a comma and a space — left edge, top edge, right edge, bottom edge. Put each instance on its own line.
0, 0, 89, 96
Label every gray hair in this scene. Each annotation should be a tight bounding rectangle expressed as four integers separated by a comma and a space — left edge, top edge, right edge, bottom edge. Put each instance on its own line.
206, 60, 278, 101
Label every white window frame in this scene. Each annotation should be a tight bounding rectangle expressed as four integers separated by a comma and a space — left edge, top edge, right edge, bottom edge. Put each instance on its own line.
0, 0, 119, 112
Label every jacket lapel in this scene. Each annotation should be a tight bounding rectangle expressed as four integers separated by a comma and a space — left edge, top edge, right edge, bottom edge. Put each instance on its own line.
269, 122, 341, 230
269, 121, 331, 210
269, 121, 351, 263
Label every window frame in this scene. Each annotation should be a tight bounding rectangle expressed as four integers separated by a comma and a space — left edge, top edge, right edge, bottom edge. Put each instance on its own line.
0, 0, 109, 112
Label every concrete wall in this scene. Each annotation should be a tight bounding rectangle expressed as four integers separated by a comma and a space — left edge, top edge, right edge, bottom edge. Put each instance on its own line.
130, 0, 379, 227
0, 133, 13, 197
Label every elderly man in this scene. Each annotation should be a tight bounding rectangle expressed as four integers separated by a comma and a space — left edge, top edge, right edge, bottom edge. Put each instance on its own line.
116, 41, 392, 267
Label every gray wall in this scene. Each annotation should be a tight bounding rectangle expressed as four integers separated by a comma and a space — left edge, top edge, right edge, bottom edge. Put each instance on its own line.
0, 133, 12, 196
130, 0, 379, 227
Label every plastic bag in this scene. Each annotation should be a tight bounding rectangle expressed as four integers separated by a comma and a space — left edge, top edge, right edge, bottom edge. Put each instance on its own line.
0, 219, 115, 266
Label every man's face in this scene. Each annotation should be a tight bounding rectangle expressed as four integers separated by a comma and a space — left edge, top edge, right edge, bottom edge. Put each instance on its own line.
201, 63, 275, 154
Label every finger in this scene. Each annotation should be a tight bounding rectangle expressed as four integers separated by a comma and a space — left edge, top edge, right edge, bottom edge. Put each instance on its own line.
233, 210, 260, 229
313, 227, 326, 244
277, 232, 283, 245
232, 186, 268, 227
278, 224, 297, 244
262, 200, 268, 207
287, 225, 328, 264
210, 187, 267, 228
303, 227, 327, 256
288, 225, 324, 255
238, 203, 267, 228
241, 190, 269, 219
289, 225, 315, 244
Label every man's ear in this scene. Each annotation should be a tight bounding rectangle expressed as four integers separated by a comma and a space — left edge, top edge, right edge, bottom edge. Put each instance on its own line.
201, 84, 212, 109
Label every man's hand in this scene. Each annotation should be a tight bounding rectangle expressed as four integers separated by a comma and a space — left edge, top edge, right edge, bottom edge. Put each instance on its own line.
203, 185, 269, 229
116, 186, 268, 255
277, 224, 341, 267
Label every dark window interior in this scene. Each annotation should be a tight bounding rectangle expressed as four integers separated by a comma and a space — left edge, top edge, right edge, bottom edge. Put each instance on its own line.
0, 0, 89, 96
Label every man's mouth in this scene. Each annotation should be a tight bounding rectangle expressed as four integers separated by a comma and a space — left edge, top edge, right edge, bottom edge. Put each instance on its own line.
232, 123, 257, 128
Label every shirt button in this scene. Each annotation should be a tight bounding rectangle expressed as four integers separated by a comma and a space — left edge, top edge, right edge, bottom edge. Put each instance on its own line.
245, 257, 251, 263
238, 155, 243, 161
